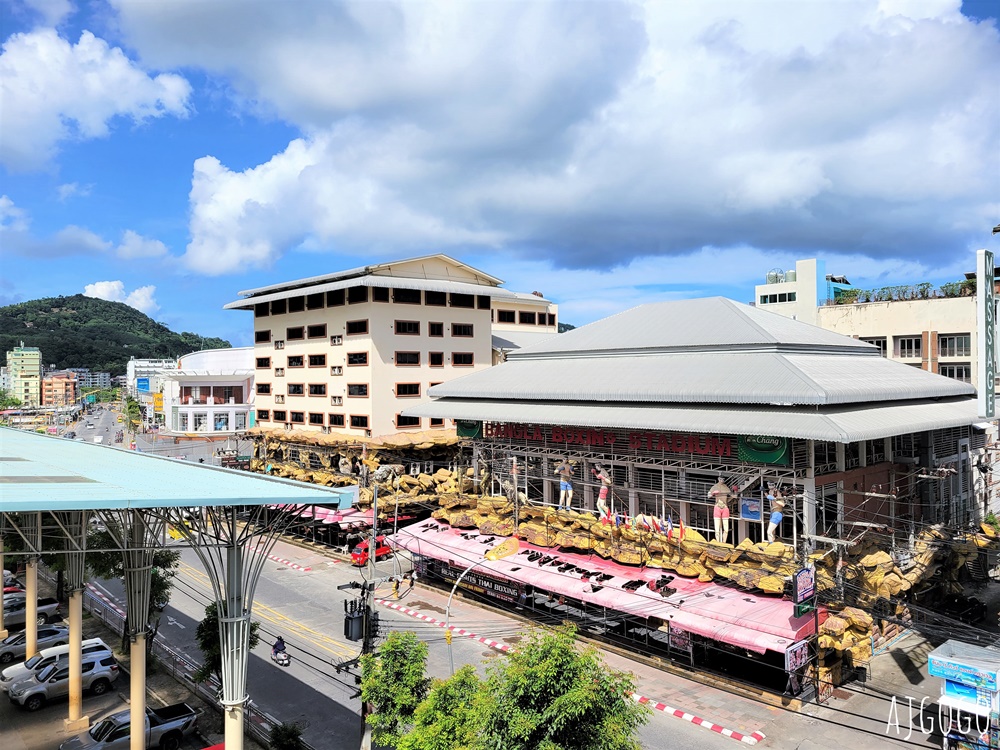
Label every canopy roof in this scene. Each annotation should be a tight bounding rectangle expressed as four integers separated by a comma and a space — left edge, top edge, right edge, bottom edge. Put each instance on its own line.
0, 428, 354, 511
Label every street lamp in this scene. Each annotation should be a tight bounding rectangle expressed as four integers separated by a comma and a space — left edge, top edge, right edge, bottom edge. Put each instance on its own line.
445, 537, 519, 674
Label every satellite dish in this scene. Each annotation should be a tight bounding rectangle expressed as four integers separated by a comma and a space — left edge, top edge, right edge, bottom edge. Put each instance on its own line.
766, 268, 785, 284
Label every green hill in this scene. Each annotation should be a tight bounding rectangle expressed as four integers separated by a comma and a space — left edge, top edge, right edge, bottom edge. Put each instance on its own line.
0, 295, 231, 375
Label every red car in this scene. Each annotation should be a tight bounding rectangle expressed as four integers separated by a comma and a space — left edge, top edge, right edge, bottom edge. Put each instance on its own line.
351, 536, 392, 566
3, 585, 24, 595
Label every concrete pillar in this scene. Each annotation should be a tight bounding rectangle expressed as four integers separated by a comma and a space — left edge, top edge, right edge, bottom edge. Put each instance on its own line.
0, 538, 7, 640
224, 704, 244, 750
130, 633, 146, 750
64, 590, 88, 731
25, 558, 38, 659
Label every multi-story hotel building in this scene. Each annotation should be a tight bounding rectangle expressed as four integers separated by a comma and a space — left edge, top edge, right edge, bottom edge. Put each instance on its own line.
6, 344, 42, 407
163, 347, 254, 435
225, 255, 558, 437
41, 370, 78, 407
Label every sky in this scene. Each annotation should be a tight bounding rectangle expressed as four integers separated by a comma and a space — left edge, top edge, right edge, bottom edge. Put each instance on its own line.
1, 0, 998, 348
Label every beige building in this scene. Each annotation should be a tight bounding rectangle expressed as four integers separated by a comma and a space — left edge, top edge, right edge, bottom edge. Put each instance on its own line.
225, 255, 557, 437
41, 370, 78, 407
6, 344, 42, 407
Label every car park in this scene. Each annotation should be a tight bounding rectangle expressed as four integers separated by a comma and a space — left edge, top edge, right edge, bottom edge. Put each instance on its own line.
2, 595, 62, 628
0, 626, 70, 665
1, 637, 111, 691
8, 654, 120, 711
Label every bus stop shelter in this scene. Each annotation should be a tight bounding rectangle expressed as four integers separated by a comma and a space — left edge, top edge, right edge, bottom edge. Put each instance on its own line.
0, 428, 355, 750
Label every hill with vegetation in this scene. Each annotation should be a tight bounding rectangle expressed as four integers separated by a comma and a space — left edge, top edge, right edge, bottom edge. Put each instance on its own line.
0, 295, 231, 375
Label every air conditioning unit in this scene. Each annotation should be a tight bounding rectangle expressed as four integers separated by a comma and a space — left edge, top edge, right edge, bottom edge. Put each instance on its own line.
331, 396, 343, 406
275, 395, 285, 404
330, 335, 343, 346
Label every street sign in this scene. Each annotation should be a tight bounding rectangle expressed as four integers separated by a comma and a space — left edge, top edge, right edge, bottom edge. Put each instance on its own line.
977, 249, 995, 418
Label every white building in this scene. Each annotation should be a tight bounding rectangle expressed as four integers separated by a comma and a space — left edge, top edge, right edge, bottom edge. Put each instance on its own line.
224, 254, 558, 437
163, 347, 254, 435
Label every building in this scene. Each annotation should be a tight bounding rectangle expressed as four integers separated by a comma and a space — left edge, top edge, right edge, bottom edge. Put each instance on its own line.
224, 254, 557, 438
6, 344, 42, 407
66, 368, 112, 389
0, 366, 9, 393
163, 347, 255, 435
490, 290, 559, 364
126, 357, 178, 428
41, 370, 78, 407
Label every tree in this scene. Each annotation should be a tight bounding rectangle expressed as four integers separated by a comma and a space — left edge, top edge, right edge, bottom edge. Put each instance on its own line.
0, 389, 22, 409
397, 666, 484, 750
268, 721, 305, 750
193, 602, 261, 685
359, 630, 430, 747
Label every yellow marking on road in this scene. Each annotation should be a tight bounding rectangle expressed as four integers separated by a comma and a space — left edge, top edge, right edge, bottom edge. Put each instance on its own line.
176, 561, 355, 659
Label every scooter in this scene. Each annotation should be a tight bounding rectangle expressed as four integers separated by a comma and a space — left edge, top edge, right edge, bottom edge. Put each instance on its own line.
271, 649, 291, 667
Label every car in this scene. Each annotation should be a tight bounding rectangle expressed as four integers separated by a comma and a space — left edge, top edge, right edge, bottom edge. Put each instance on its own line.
351, 536, 392, 566
65, 431, 77, 439
1, 637, 111, 692
3, 584, 24, 595
0, 626, 70, 664
86, 424, 95, 429
8, 653, 120, 711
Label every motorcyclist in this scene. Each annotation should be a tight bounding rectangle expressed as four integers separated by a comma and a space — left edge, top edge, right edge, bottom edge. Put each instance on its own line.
272, 636, 286, 657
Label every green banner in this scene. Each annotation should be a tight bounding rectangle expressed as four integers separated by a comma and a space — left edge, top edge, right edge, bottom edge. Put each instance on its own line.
738, 435, 790, 465
456, 420, 482, 438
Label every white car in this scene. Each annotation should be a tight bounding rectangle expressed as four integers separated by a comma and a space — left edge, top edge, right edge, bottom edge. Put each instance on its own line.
0, 637, 111, 692
0, 626, 69, 665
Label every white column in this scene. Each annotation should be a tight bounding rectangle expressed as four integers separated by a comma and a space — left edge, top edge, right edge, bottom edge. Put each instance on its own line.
224, 705, 245, 750
0, 538, 6, 640
64, 590, 88, 731
130, 634, 146, 750
24, 558, 38, 659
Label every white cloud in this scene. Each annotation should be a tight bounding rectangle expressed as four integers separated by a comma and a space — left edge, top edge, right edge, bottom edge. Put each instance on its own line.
83, 280, 159, 315
57, 182, 93, 201
0, 29, 191, 171
0, 195, 30, 232
22, 0, 74, 26
114, 1, 999, 275
115, 229, 168, 259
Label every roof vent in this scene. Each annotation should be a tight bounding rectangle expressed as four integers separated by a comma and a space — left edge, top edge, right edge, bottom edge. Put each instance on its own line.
766, 268, 785, 284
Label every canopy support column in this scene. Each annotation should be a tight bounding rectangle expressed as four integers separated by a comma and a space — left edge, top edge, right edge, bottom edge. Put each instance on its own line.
24, 512, 41, 660
56, 510, 90, 732
0, 536, 7, 640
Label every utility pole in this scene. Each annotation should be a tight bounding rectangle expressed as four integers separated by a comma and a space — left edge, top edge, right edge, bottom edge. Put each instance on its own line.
359, 483, 377, 750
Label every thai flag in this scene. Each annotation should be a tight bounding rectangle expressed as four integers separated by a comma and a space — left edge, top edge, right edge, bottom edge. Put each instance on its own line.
665, 515, 674, 539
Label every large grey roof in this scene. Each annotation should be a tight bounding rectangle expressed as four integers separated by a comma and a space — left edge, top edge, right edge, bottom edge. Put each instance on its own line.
405, 397, 979, 443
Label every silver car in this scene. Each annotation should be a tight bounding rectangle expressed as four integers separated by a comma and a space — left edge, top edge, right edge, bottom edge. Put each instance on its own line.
0, 637, 111, 691
8, 654, 120, 711
0, 626, 69, 665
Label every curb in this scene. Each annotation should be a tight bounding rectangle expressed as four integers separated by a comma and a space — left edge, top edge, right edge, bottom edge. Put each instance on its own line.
375, 598, 767, 745
263, 554, 312, 572
86, 583, 126, 617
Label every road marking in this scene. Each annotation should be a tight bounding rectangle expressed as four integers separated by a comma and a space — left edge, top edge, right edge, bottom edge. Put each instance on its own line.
165, 616, 186, 629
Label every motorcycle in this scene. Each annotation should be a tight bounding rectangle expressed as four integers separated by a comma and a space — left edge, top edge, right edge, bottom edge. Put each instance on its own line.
271, 649, 290, 667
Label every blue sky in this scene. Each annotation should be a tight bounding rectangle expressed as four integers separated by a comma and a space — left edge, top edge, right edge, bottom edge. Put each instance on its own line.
2, 0, 998, 348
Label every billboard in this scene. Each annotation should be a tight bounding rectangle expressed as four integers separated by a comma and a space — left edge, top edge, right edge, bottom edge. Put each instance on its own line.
136, 377, 150, 393
153, 393, 164, 413
977, 249, 996, 419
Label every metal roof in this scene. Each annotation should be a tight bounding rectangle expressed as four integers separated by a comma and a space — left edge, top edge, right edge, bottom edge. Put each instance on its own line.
0, 428, 355, 511
224, 274, 517, 310
509, 297, 877, 357
491, 330, 559, 352
429, 351, 973, 405
405, 396, 979, 442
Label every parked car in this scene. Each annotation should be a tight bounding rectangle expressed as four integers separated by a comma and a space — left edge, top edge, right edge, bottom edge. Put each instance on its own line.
2, 595, 62, 628
351, 536, 392, 566
0, 626, 70, 665
8, 654, 120, 710
1, 637, 111, 691
59, 702, 198, 750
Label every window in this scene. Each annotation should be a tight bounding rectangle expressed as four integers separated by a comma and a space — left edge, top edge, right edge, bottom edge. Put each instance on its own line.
348, 286, 368, 304
288, 384, 304, 395
271, 299, 287, 315
348, 384, 369, 397
287, 355, 304, 367
331, 366, 343, 376
369, 287, 389, 302
347, 352, 368, 366
274, 340, 285, 350
330, 334, 343, 346
425, 290, 447, 306
347, 320, 368, 335
329, 414, 345, 427
306, 293, 325, 310
859, 337, 888, 357
309, 354, 326, 367
450, 292, 475, 308
275, 367, 285, 377
350, 415, 369, 429
939, 363, 972, 382
896, 336, 922, 358
548, 313, 556, 325
939, 334, 971, 358
307, 324, 327, 339
256, 357, 271, 368
429, 352, 444, 367
395, 351, 420, 365
287, 326, 305, 340
273, 410, 287, 421
255, 330, 271, 343
257, 383, 271, 394
288, 296, 305, 313
274, 395, 285, 404
396, 414, 421, 428
396, 383, 420, 397
309, 412, 325, 425
393, 288, 421, 304
395, 320, 420, 335
309, 384, 327, 396
519, 311, 536, 324
497, 310, 515, 323
429, 322, 444, 337
430, 418, 444, 427
255, 302, 269, 318
453, 352, 474, 366
327, 289, 345, 306
290, 411, 305, 424
331, 396, 343, 405
452, 323, 473, 337
257, 409, 270, 421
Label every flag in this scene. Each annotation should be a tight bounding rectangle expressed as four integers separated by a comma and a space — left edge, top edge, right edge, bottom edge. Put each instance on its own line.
615, 513, 623, 527
679, 516, 686, 541
651, 517, 662, 533
603, 506, 613, 524
665, 515, 674, 539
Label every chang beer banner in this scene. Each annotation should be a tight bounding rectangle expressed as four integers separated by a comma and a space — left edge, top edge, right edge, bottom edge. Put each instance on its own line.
456, 420, 482, 438
738, 435, 790, 465
977, 249, 996, 419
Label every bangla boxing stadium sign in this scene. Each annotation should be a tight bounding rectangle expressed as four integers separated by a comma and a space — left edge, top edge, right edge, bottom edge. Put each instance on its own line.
479, 422, 790, 465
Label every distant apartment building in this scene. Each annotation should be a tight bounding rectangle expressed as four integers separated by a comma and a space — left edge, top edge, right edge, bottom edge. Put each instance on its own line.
66, 368, 112, 389
490, 290, 559, 364
126, 357, 178, 428
41, 370, 78, 407
6, 344, 42, 407
163, 347, 255, 435
0, 366, 9, 393
225, 254, 558, 437
754, 258, 986, 389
